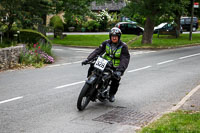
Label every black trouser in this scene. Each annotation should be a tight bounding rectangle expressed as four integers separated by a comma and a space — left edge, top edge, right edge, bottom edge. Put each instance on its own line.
87, 65, 120, 96
109, 77, 120, 96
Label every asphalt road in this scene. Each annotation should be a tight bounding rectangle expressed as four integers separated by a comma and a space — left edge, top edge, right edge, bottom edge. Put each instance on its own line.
0, 45, 200, 133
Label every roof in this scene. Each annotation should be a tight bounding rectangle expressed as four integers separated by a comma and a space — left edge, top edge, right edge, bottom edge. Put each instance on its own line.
90, 0, 126, 11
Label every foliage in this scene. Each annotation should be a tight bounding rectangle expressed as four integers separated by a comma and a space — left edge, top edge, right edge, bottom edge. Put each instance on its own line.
121, 0, 190, 44
194, 0, 200, 18
84, 20, 100, 32
185, 0, 200, 18
20, 0, 53, 28
61, 0, 93, 16
19, 43, 54, 67
0, 40, 17, 48
64, 14, 86, 29
19, 29, 52, 45
0, 0, 22, 39
0, 0, 53, 34
122, 0, 189, 26
108, 12, 120, 28
50, 15, 64, 31
91, 9, 112, 31
51, 0, 63, 14
61, 0, 93, 29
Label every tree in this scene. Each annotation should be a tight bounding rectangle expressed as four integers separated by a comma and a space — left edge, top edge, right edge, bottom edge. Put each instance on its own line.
61, 0, 93, 28
194, 0, 200, 18
0, 0, 24, 38
0, 0, 53, 38
171, 0, 190, 37
20, 0, 53, 28
186, 0, 200, 18
122, 0, 190, 44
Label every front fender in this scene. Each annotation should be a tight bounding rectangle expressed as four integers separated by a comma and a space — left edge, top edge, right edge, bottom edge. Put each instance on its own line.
86, 75, 97, 85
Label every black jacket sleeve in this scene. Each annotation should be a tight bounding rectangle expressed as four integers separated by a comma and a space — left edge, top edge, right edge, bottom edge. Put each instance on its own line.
117, 43, 130, 73
87, 40, 107, 61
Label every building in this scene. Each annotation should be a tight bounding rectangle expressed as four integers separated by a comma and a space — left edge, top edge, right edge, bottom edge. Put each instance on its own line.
90, 0, 126, 13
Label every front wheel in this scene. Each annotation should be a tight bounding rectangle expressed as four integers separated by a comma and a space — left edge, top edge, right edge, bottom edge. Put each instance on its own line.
77, 83, 91, 111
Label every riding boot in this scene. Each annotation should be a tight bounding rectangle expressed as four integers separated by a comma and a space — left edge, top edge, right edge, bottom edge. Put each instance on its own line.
109, 78, 120, 102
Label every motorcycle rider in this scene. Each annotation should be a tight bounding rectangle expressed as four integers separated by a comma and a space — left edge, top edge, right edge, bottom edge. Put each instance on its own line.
82, 27, 130, 102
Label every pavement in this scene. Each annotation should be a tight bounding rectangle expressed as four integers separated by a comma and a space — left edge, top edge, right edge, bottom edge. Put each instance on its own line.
180, 85, 200, 112
46, 31, 200, 36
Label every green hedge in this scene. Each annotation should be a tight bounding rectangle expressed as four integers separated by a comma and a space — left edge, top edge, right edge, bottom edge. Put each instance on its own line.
19, 29, 52, 45
50, 15, 64, 31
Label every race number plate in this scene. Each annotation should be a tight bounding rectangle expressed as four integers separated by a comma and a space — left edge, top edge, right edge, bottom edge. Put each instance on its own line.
94, 57, 108, 71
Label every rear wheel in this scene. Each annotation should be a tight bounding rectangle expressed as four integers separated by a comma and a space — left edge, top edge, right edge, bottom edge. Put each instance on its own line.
77, 83, 91, 111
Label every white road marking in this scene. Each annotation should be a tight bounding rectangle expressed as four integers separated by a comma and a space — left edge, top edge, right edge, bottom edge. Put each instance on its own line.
179, 53, 200, 59
127, 66, 152, 73
54, 81, 85, 89
0, 96, 23, 105
157, 60, 174, 65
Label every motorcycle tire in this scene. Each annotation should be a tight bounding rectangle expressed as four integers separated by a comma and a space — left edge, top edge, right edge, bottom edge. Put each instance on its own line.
77, 83, 91, 111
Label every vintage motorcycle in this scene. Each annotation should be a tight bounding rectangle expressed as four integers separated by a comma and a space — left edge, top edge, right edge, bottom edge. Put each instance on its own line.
77, 56, 117, 111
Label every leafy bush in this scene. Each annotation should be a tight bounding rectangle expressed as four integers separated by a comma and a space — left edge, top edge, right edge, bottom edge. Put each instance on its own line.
19, 43, 54, 67
19, 29, 52, 45
50, 15, 64, 31
0, 40, 17, 48
94, 10, 112, 31
85, 20, 100, 32
0, 23, 19, 48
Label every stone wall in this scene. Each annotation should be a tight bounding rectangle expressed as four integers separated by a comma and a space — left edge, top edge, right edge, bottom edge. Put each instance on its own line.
0, 45, 24, 70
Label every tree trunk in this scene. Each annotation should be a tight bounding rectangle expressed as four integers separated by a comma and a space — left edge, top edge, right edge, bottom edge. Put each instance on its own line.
42, 14, 47, 26
6, 20, 14, 39
189, 0, 194, 40
175, 14, 181, 37
142, 17, 155, 44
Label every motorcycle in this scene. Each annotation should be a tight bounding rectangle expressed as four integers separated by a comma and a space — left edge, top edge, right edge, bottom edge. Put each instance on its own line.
77, 56, 116, 111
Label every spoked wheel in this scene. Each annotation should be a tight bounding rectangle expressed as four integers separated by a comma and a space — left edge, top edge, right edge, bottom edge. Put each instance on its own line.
77, 83, 91, 111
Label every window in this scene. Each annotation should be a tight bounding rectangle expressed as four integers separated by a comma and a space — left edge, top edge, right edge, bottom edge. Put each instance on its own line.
128, 24, 136, 28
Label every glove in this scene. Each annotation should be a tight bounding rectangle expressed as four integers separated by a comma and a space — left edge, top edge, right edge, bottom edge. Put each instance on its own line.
82, 59, 89, 65
113, 71, 122, 80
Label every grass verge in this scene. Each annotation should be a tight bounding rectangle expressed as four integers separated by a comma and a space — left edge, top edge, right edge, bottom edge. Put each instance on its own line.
49, 34, 137, 47
49, 34, 200, 49
130, 34, 200, 49
138, 110, 200, 133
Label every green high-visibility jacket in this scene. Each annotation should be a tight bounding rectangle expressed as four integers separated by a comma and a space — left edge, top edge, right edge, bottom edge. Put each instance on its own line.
103, 44, 123, 67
